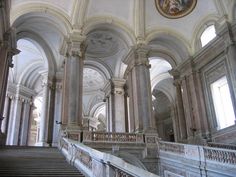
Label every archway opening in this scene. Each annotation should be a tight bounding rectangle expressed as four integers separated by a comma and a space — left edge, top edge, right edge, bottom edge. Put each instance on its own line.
3, 38, 49, 146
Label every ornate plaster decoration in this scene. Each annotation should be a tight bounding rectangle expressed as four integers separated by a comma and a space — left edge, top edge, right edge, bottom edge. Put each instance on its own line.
86, 30, 120, 58
155, 0, 197, 19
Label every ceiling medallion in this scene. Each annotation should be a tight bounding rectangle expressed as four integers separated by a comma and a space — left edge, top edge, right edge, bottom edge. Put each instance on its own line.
155, 0, 197, 19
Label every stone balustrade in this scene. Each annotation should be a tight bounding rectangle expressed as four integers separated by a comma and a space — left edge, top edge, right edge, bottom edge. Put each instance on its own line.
207, 142, 236, 150
111, 166, 134, 177
203, 147, 236, 165
159, 141, 185, 155
83, 131, 144, 144
158, 141, 236, 176
59, 137, 159, 177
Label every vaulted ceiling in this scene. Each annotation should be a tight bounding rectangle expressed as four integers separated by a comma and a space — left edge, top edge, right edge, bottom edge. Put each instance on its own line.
8, 0, 236, 118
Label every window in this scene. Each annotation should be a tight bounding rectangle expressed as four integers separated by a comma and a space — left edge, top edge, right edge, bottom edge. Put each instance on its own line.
200, 25, 216, 47
211, 76, 235, 129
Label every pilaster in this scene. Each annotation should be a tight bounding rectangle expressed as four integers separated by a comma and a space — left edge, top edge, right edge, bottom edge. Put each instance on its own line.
169, 69, 187, 142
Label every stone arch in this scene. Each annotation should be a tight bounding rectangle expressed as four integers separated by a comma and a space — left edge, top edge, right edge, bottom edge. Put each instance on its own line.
147, 31, 190, 64
149, 50, 177, 70
18, 61, 45, 88
90, 102, 106, 118
90, 103, 106, 131
16, 31, 56, 78
84, 60, 112, 80
10, 3, 72, 34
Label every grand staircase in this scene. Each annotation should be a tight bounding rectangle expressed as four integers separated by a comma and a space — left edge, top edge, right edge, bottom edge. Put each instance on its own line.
0, 146, 85, 177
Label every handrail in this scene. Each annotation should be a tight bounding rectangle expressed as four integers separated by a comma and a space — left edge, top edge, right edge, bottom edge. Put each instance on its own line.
207, 142, 236, 150
83, 131, 144, 144
59, 137, 159, 177
159, 140, 236, 165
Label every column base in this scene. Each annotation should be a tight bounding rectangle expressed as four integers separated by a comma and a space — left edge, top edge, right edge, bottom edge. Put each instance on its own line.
35, 142, 50, 147
0, 132, 6, 146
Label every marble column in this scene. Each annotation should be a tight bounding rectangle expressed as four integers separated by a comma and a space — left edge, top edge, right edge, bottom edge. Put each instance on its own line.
103, 78, 126, 132
123, 45, 156, 133
1, 95, 10, 134
20, 100, 33, 145
38, 74, 50, 146
124, 86, 129, 132
52, 80, 63, 146
126, 75, 135, 132
7, 96, 23, 145
61, 36, 85, 130
0, 29, 19, 145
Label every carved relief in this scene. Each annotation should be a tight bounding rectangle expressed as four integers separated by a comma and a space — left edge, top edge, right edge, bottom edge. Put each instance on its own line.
86, 31, 119, 57
75, 147, 92, 169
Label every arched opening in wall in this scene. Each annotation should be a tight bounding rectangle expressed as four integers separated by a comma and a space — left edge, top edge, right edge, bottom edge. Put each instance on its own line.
152, 90, 174, 142
93, 104, 106, 132
200, 25, 216, 47
83, 67, 106, 131
3, 38, 49, 146
149, 57, 176, 142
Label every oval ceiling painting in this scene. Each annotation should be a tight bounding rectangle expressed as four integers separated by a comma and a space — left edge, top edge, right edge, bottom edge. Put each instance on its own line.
155, 0, 197, 19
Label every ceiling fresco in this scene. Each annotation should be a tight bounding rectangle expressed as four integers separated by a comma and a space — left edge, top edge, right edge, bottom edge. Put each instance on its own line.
155, 0, 197, 19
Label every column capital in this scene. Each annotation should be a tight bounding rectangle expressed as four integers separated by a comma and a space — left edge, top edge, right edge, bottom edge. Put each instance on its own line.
168, 69, 182, 86
61, 33, 87, 59
123, 44, 151, 74
102, 78, 126, 97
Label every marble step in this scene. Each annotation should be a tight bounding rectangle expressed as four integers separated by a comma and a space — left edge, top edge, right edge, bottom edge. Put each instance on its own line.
0, 146, 85, 177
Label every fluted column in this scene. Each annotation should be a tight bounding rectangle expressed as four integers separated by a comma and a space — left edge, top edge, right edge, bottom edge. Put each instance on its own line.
61, 35, 86, 130
103, 78, 126, 132
123, 45, 156, 133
